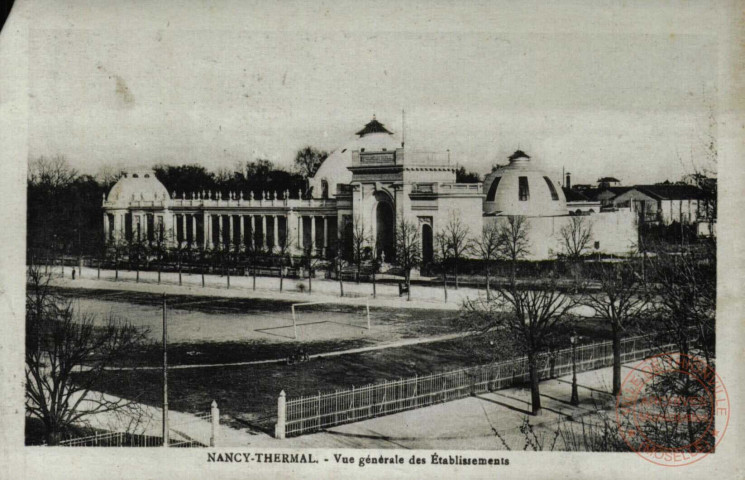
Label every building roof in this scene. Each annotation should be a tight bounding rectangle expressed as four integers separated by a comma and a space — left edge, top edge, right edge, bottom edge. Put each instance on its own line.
482, 151, 567, 217
571, 186, 630, 201
105, 170, 170, 207
508, 150, 530, 161
597, 176, 620, 183
355, 116, 393, 137
633, 184, 706, 200
562, 187, 591, 202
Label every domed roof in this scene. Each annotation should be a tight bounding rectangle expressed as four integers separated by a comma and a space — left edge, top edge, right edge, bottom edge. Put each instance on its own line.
105, 169, 170, 207
482, 151, 567, 217
309, 117, 400, 198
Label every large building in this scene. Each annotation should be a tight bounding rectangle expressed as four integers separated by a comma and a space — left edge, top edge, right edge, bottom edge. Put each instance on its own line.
102, 116, 638, 261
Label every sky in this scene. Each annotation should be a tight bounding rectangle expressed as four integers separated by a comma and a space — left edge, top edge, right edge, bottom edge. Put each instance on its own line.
25, 0, 726, 185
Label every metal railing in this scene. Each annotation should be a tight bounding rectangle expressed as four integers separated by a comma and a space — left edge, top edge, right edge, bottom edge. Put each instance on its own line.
277, 334, 675, 438
52, 401, 219, 447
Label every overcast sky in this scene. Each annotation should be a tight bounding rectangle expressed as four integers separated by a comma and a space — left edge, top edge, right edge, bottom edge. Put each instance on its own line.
25, 0, 726, 185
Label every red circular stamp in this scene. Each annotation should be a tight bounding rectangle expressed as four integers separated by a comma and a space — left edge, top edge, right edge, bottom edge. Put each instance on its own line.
615, 353, 729, 467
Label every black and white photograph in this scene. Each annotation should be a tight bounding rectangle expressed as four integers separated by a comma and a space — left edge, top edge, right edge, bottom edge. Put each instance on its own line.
1, 0, 743, 479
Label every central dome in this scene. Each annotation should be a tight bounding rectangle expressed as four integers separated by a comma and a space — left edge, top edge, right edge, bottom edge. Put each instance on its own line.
482, 151, 567, 217
105, 169, 170, 207
309, 116, 400, 198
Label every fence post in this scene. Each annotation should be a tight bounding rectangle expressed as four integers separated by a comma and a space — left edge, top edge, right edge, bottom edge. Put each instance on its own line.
275, 390, 286, 439
210, 400, 220, 447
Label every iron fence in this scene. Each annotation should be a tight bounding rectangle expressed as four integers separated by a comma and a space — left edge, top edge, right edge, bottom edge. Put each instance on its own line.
52, 402, 219, 447
280, 334, 676, 437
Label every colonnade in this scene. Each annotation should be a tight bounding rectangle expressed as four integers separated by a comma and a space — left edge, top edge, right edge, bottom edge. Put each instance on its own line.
105, 210, 337, 256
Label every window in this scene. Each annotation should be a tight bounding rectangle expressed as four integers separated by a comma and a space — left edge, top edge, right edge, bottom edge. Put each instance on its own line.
132, 173, 139, 178
144, 174, 150, 178
321, 180, 329, 199
518, 176, 529, 201
543, 176, 559, 200
486, 177, 502, 202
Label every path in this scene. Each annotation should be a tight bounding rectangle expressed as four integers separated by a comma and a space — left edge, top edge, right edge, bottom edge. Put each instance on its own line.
241, 363, 628, 449
49, 266, 597, 316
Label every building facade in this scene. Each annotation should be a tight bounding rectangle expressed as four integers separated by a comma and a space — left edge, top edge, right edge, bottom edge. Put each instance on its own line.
103, 117, 638, 261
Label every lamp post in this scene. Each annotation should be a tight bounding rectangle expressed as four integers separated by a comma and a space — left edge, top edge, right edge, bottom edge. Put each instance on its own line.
570, 331, 579, 406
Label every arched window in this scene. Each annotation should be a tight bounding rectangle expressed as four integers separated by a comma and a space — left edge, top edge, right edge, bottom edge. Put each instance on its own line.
486, 177, 502, 202
132, 173, 139, 178
518, 176, 530, 201
321, 180, 329, 199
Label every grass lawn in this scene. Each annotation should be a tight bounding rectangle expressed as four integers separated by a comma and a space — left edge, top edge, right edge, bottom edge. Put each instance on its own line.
74, 319, 615, 434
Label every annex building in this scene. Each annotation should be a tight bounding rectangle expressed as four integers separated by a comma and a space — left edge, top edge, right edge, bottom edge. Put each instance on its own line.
102, 117, 637, 261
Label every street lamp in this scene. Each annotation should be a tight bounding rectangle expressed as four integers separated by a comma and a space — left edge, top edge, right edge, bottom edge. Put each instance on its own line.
570, 331, 579, 406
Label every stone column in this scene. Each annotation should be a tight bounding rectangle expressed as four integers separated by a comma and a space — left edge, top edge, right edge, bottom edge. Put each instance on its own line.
297, 215, 303, 249
103, 213, 110, 242
273, 215, 279, 251
262, 215, 268, 249
250, 215, 256, 248
181, 214, 187, 245
323, 216, 329, 255
203, 213, 209, 248
240, 215, 245, 247
310, 216, 317, 252
218, 215, 224, 246
192, 215, 197, 246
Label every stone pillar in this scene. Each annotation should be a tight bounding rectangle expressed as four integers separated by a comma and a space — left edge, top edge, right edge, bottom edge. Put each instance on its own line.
240, 215, 245, 247
218, 215, 224, 246
203, 213, 210, 249
297, 215, 303, 249
262, 215, 268, 249
210, 400, 220, 447
323, 216, 329, 254
273, 215, 279, 251
103, 213, 110, 242
250, 215, 256, 248
275, 391, 286, 440
192, 215, 197, 246
310, 216, 317, 252
181, 214, 187, 245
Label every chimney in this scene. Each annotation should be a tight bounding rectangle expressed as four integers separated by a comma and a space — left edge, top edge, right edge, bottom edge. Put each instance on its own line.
565, 172, 571, 189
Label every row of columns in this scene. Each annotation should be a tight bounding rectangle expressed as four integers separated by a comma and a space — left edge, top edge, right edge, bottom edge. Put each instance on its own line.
296, 215, 330, 252
198, 213, 282, 250
105, 210, 336, 256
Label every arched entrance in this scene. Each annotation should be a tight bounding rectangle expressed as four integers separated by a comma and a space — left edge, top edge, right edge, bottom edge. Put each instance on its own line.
375, 198, 395, 261
421, 223, 433, 264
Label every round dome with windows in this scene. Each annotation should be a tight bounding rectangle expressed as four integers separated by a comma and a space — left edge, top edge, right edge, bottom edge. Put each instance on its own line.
482, 150, 567, 217
105, 169, 170, 207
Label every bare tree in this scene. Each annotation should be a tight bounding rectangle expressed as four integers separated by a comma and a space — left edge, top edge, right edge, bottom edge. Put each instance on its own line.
463, 273, 582, 415
294, 146, 328, 179
440, 214, 472, 289
434, 231, 451, 302
151, 224, 173, 285
395, 218, 421, 301
25, 266, 148, 445
275, 228, 294, 293
301, 241, 324, 294
582, 262, 648, 395
472, 222, 502, 300
105, 232, 128, 281
558, 215, 594, 262
350, 215, 368, 284
28, 155, 78, 189
497, 215, 531, 280
646, 240, 716, 365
